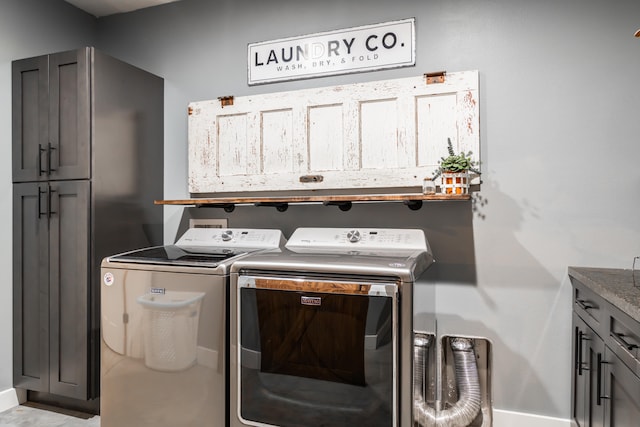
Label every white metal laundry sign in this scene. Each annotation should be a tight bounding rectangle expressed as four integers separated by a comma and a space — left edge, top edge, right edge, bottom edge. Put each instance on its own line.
248, 18, 415, 85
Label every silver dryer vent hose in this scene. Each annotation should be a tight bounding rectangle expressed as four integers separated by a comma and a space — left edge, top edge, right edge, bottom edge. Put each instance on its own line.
414, 337, 481, 427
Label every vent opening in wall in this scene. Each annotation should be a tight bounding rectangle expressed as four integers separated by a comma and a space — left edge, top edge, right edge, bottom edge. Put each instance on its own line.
414, 333, 493, 426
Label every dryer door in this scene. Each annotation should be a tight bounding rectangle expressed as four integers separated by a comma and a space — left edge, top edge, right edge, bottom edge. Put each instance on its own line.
236, 274, 399, 427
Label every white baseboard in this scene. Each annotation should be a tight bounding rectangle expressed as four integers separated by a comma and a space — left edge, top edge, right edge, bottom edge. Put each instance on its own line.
493, 409, 573, 427
0, 388, 25, 413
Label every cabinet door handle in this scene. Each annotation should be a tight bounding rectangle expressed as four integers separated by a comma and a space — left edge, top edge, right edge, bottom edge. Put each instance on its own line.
299, 174, 324, 183
38, 186, 47, 218
597, 353, 610, 406
575, 327, 581, 374
38, 144, 47, 176
577, 329, 590, 375
611, 331, 639, 352
47, 143, 57, 174
47, 187, 57, 219
576, 299, 594, 311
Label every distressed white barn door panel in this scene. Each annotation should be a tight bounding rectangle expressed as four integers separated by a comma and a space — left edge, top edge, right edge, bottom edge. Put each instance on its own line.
188, 70, 479, 194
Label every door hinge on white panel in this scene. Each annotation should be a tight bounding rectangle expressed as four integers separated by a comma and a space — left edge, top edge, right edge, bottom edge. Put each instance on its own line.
218, 96, 234, 107
425, 71, 446, 84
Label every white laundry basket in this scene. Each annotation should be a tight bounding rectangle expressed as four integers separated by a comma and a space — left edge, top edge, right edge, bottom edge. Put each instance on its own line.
137, 291, 205, 371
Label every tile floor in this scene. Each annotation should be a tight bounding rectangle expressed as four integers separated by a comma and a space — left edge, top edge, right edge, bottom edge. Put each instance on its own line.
0, 403, 100, 427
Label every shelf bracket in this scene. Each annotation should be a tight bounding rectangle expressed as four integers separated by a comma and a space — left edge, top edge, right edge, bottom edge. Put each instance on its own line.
198, 203, 235, 212
254, 202, 289, 212
404, 200, 423, 211
323, 201, 352, 211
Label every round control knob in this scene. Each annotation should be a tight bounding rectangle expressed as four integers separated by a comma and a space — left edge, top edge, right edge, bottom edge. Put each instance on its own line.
347, 230, 361, 243
221, 230, 233, 241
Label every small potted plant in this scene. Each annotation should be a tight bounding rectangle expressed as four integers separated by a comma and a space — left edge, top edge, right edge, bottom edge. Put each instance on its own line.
432, 138, 480, 195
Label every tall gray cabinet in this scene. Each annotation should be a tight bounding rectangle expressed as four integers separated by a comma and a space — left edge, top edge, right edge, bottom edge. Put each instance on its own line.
12, 47, 164, 407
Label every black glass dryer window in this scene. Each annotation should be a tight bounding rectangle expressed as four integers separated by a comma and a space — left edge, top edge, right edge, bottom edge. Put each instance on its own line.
239, 287, 395, 427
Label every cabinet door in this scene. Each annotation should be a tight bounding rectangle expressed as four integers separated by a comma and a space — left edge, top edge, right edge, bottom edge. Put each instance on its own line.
48, 49, 91, 181
572, 312, 605, 427
11, 49, 91, 183
573, 313, 588, 426
603, 348, 640, 427
12, 56, 48, 182
12, 183, 50, 391
587, 329, 606, 427
48, 180, 91, 399
188, 71, 479, 194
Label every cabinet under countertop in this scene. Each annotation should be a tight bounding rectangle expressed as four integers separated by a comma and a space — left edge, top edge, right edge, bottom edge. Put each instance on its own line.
569, 266, 640, 427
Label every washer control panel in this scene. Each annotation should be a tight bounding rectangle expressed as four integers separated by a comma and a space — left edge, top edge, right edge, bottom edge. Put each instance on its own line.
176, 228, 285, 249
286, 228, 427, 252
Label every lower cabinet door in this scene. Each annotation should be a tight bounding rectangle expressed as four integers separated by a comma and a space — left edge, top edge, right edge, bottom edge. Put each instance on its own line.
48, 180, 91, 400
573, 313, 587, 426
12, 183, 50, 393
587, 331, 606, 427
603, 348, 640, 427
573, 312, 605, 427
13, 181, 91, 400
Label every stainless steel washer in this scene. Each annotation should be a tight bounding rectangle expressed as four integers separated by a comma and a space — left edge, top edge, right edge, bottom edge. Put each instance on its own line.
100, 228, 285, 427
229, 228, 434, 427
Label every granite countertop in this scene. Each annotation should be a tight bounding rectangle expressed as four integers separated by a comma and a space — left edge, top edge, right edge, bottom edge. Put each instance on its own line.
568, 266, 640, 323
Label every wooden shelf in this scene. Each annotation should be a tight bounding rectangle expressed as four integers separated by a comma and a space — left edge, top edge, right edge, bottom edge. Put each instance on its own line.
155, 193, 470, 211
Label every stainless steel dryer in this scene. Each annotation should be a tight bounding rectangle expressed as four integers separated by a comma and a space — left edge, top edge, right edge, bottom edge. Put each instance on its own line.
100, 228, 285, 427
229, 228, 434, 427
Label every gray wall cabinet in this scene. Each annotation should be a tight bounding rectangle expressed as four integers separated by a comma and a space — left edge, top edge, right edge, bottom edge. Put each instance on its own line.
12, 47, 164, 405
12, 49, 90, 183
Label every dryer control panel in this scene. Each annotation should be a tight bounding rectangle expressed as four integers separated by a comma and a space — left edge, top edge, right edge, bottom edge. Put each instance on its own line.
285, 227, 427, 252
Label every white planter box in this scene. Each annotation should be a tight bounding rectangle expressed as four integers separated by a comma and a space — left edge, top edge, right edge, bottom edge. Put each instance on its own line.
440, 171, 470, 195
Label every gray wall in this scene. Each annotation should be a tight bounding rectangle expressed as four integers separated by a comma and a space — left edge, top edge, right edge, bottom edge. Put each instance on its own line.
1, 0, 640, 421
99, 0, 640, 418
0, 0, 96, 394
94, 0, 640, 419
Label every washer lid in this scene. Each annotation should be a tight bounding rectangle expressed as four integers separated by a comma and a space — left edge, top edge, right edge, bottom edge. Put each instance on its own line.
107, 245, 245, 267
107, 228, 286, 267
